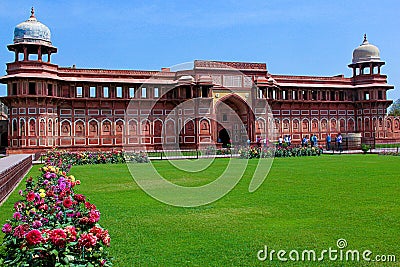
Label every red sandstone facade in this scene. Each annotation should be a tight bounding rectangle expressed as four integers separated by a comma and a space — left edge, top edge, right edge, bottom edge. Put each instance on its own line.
1, 10, 399, 154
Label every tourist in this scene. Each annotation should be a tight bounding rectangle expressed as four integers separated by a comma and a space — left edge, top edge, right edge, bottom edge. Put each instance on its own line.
262, 138, 267, 147
256, 137, 261, 147
337, 133, 343, 153
312, 134, 318, 147
284, 135, 289, 145
302, 136, 308, 147
278, 136, 283, 147
326, 134, 331, 150
247, 139, 251, 147
287, 135, 292, 147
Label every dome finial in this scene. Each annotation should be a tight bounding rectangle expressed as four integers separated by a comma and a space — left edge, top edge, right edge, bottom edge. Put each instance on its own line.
362, 33, 369, 45
30, 7, 35, 18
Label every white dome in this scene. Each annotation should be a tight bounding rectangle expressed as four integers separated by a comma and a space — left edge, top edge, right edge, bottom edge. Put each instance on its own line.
13, 8, 52, 46
352, 34, 381, 64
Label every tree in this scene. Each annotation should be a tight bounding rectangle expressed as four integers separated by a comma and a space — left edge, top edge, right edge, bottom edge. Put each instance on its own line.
388, 98, 400, 116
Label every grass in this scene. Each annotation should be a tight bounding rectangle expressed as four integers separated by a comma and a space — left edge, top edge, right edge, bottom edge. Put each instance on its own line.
0, 155, 399, 266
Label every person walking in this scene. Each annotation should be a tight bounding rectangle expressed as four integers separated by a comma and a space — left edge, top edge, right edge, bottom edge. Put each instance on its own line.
337, 133, 343, 153
313, 134, 318, 147
302, 136, 308, 147
278, 136, 283, 147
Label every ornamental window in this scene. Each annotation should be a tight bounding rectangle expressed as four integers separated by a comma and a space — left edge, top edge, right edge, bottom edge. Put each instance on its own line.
129, 87, 135, 98
103, 87, 109, 98
90, 86, 96, 98
116, 87, 123, 98
76, 87, 83, 98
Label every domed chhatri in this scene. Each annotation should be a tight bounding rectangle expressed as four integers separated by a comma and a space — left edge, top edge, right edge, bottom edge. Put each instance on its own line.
13, 7, 52, 45
352, 34, 382, 64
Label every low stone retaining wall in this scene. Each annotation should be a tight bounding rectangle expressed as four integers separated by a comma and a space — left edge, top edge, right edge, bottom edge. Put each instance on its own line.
0, 154, 32, 204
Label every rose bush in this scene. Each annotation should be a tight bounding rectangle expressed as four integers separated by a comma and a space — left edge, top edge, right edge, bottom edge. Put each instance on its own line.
0, 165, 112, 266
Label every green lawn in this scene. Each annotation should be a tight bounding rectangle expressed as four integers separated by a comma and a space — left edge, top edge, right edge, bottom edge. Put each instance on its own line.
0, 155, 399, 266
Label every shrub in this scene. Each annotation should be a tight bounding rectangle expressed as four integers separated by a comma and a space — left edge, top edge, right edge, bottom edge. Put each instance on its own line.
238, 146, 322, 159
44, 149, 149, 167
361, 144, 371, 154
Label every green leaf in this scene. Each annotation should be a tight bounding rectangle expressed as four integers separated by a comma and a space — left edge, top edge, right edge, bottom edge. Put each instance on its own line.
50, 249, 59, 256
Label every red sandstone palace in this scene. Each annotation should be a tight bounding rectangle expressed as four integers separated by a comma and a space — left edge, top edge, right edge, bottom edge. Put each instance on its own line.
1, 9, 399, 154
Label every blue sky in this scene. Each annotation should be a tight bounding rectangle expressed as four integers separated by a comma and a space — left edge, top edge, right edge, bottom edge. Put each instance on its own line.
1, 0, 399, 100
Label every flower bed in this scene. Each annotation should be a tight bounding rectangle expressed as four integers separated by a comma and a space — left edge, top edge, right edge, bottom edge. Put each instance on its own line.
44, 149, 149, 167
239, 146, 323, 159
378, 151, 400, 156
0, 165, 113, 266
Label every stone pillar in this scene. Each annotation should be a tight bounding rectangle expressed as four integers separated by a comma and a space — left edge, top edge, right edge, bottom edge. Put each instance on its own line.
23, 46, 28, 61
38, 46, 42, 62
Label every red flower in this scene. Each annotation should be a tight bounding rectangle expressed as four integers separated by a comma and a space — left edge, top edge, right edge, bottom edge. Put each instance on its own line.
89, 226, 110, 245
39, 204, 49, 211
85, 202, 96, 210
101, 230, 111, 247
26, 191, 35, 202
41, 229, 50, 243
78, 233, 97, 249
63, 197, 73, 208
49, 229, 67, 247
26, 229, 42, 246
89, 226, 103, 238
73, 194, 86, 202
79, 217, 89, 225
64, 226, 77, 242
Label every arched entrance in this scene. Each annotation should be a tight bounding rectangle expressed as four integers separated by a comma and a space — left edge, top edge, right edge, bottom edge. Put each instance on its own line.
215, 94, 254, 146
218, 128, 231, 147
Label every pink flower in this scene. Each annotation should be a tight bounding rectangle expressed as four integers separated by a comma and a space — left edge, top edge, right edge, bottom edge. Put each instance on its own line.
78, 233, 97, 249
89, 210, 100, 223
13, 212, 22, 220
26, 229, 42, 246
2, 223, 12, 234
13, 225, 26, 238
44, 172, 52, 179
32, 220, 42, 229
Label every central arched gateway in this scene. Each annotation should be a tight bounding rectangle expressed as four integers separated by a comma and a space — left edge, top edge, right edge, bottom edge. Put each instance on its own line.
215, 94, 255, 146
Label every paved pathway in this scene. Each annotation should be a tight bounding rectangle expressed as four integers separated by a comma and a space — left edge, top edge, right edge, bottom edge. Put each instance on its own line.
0, 154, 32, 172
